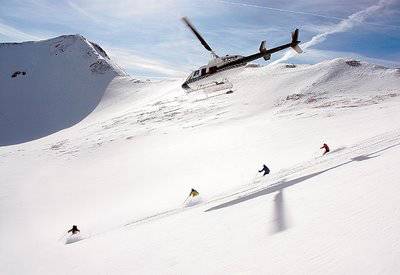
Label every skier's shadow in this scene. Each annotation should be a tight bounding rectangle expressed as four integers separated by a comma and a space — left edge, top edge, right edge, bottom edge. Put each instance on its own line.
329, 146, 346, 154
206, 161, 352, 213
205, 142, 400, 215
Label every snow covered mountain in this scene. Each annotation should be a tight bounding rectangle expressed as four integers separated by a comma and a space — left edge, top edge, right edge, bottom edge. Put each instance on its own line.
1, 35, 400, 274
0, 34, 125, 145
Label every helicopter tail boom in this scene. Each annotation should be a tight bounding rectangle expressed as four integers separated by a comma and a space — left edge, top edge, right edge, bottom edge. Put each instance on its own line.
220, 28, 302, 67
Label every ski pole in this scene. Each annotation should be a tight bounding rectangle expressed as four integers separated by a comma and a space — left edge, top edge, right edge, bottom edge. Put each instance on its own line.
182, 195, 191, 204
252, 171, 260, 184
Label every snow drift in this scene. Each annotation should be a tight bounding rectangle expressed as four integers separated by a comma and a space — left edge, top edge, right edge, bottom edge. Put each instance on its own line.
0, 35, 125, 145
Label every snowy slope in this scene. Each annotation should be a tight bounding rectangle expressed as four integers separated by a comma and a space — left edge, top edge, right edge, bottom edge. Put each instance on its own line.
1, 36, 400, 275
0, 35, 125, 145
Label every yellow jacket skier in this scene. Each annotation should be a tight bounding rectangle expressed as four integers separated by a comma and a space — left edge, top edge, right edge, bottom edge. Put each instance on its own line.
189, 188, 199, 197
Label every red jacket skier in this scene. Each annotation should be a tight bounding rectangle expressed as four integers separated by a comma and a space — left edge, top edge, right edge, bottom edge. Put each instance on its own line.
320, 143, 330, 155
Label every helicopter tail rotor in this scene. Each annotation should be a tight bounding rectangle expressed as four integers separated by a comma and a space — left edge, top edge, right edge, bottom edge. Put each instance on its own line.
291, 29, 303, 54
259, 40, 271, 61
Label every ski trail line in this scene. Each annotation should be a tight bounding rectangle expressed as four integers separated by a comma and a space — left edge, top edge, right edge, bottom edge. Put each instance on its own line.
84, 128, 400, 241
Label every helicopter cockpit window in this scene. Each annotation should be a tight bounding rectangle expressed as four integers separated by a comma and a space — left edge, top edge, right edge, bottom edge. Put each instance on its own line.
192, 70, 200, 78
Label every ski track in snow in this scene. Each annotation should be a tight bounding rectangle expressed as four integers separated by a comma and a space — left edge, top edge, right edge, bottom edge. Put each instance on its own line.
78, 127, 400, 242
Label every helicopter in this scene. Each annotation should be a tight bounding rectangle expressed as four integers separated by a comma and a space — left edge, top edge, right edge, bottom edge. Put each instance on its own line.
181, 17, 303, 92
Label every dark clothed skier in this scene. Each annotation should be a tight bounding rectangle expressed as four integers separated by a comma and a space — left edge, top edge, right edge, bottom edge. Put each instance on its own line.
320, 143, 330, 155
67, 225, 80, 235
258, 164, 270, 176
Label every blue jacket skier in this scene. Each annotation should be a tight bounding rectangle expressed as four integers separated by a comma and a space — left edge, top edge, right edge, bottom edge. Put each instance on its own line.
259, 164, 270, 176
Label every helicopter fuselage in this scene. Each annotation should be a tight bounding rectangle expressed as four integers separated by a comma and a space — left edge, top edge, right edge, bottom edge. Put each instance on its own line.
182, 55, 245, 90
181, 17, 302, 91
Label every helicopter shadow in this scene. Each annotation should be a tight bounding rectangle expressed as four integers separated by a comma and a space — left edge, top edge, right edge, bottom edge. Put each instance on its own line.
271, 189, 289, 234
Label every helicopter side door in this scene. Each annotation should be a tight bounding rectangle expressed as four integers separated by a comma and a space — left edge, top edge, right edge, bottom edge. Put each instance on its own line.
209, 66, 217, 73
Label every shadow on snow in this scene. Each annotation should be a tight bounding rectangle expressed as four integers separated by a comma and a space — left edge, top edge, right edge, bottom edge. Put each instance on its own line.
206, 142, 400, 215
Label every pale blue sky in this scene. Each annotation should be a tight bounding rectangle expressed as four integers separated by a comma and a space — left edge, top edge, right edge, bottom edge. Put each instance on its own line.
1, 0, 399, 78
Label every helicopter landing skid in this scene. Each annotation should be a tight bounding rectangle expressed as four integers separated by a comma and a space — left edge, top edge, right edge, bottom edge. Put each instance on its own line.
187, 78, 234, 103
186, 78, 233, 94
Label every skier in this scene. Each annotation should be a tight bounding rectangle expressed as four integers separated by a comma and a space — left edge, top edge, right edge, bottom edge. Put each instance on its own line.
67, 225, 80, 235
320, 143, 330, 155
258, 164, 270, 176
189, 188, 199, 197
183, 188, 200, 205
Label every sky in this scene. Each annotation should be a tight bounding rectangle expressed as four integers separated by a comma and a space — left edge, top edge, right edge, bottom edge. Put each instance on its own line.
1, 0, 399, 78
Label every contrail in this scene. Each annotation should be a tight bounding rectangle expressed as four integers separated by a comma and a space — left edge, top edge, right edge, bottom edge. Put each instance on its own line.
217, 0, 400, 29
269, 0, 394, 65
217, 0, 347, 21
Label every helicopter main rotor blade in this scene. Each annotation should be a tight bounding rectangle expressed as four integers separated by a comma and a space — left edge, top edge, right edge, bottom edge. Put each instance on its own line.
182, 17, 214, 53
